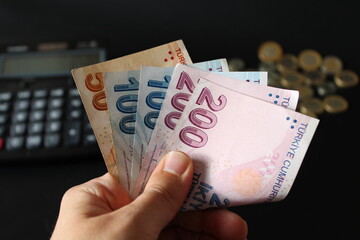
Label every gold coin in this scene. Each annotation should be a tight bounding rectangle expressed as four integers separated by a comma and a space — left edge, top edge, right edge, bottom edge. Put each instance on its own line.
295, 85, 314, 100
276, 54, 298, 72
321, 55, 343, 75
323, 95, 349, 113
306, 111, 318, 118
300, 110, 318, 118
298, 49, 323, 71
258, 62, 276, 72
280, 71, 304, 88
258, 41, 283, 63
303, 71, 326, 86
300, 97, 324, 115
334, 70, 359, 88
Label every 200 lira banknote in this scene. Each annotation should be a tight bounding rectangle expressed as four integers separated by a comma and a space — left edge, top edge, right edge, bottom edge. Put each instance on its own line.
142, 78, 319, 210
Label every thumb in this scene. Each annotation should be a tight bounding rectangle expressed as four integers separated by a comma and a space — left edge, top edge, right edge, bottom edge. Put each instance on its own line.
130, 151, 193, 235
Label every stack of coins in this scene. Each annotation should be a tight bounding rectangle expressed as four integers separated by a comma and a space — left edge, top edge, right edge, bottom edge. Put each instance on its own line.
255, 41, 358, 117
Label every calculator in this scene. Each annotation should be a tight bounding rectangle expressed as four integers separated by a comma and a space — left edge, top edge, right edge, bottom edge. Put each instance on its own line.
0, 41, 105, 162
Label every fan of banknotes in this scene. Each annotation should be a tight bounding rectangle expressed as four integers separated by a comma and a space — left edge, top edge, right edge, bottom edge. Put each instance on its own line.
72, 40, 319, 211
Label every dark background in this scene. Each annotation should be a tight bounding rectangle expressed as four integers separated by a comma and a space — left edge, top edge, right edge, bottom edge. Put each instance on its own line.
0, 0, 359, 239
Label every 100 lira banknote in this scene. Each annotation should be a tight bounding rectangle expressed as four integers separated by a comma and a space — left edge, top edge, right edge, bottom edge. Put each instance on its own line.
104, 70, 140, 191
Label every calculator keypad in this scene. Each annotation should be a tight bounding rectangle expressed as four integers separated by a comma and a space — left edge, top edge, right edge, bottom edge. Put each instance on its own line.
0, 85, 97, 158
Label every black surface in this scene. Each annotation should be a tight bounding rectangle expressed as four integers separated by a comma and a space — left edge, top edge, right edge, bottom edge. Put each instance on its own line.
0, 0, 359, 239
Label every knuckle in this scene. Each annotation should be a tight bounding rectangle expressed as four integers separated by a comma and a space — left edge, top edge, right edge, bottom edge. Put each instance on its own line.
62, 184, 90, 201
63, 186, 79, 198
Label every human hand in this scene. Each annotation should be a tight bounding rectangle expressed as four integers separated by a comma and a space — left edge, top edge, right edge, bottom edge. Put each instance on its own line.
51, 151, 248, 240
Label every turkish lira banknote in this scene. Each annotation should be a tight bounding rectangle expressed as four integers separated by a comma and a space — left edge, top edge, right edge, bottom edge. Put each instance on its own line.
104, 70, 140, 191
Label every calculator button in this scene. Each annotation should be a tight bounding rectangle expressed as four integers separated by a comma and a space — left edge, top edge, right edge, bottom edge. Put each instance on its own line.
12, 111, 28, 123
69, 88, 80, 97
33, 89, 48, 98
17, 91, 31, 99
69, 98, 82, 108
50, 88, 64, 97
14, 100, 30, 111
45, 121, 62, 133
0, 92, 12, 101
0, 102, 10, 112
0, 114, 8, 124
83, 133, 96, 145
48, 98, 64, 109
32, 99, 47, 110
6, 136, 24, 150
44, 133, 61, 148
26, 135, 42, 149
29, 110, 46, 122
64, 121, 81, 146
47, 109, 63, 120
68, 109, 82, 120
28, 122, 44, 134
10, 123, 26, 136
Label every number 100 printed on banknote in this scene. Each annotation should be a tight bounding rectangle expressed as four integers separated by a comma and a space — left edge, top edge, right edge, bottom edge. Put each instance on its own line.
104, 70, 140, 191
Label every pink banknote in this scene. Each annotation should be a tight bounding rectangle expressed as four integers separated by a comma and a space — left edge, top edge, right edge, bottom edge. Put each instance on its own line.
146, 79, 319, 210
132, 65, 300, 197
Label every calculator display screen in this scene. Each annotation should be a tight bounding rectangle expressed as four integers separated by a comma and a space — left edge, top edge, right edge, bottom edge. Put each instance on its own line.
0, 49, 104, 77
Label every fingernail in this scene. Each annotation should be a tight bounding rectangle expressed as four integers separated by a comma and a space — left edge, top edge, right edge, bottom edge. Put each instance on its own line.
163, 151, 189, 176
